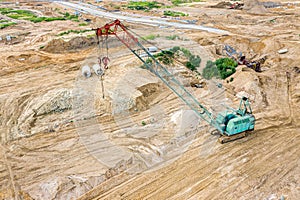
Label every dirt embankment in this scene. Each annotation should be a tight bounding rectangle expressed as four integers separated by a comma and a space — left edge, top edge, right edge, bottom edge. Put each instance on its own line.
43, 36, 97, 53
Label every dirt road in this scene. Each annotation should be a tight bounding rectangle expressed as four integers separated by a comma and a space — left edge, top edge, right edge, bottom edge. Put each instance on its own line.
55, 1, 230, 35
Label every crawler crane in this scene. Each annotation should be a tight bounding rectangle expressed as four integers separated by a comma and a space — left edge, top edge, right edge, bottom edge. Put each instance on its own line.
94, 19, 255, 143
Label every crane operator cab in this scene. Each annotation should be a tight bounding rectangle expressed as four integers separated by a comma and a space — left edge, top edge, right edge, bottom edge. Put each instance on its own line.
215, 97, 255, 141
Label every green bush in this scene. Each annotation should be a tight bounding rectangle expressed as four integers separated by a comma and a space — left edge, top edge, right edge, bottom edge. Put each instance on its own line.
171, 46, 180, 52
170, 46, 200, 70
202, 60, 219, 80
215, 58, 237, 79
180, 47, 192, 57
186, 61, 196, 71
154, 50, 174, 65
189, 55, 201, 69
145, 46, 201, 70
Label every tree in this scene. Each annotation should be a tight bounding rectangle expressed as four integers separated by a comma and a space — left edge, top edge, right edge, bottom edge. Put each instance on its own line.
215, 58, 237, 79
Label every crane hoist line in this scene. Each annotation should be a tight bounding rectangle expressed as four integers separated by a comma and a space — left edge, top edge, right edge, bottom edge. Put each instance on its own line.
94, 19, 255, 143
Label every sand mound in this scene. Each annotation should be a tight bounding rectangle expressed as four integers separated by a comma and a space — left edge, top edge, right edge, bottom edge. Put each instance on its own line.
43, 37, 96, 53
244, 0, 268, 14
210, 1, 232, 8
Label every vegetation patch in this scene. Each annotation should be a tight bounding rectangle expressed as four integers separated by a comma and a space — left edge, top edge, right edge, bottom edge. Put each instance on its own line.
153, 50, 175, 65
171, 0, 203, 6
127, 1, 164, 11
166, 35, 179, 40
163, 10, 188, 17
79, 23, 89, 26
0, 22, 16, 29
215, 58, 237, 79
57, 29, 94, 36
202, 60, 220, 80
147, 46, 201, 71
141, 34, 159, 40
202, 58, 237, 80
0, 8, 78, 23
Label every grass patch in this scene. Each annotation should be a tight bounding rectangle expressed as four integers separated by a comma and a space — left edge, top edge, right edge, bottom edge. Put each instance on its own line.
141, 34, 159, 40
87, 34, 95, 38
57, 29, 94, 36
29, 16, 66, 23
127, 1, 164, 11
171, 0, 203, 6
166, 35, 179, 40
0, 8, 78, 23
0, 22, 17, 29
79, 23, 88, 26
4, 9, 36, 19
163, 10, 188, 17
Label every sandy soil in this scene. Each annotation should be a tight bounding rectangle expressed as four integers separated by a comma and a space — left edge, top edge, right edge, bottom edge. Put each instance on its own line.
0, 0, 299, 199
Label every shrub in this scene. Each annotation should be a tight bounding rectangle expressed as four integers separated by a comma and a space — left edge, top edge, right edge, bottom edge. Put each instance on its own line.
215, 58, 237, 79
202, 60, 219, 80
171, 46, 180, 52
154, 51, 174, 65
189, 55, 201, 69
180, 47, 192, 57
186, 61, 196, 71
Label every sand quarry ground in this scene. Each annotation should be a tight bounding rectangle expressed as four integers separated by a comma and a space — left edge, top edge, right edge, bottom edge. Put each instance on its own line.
0, 0, 299, 199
